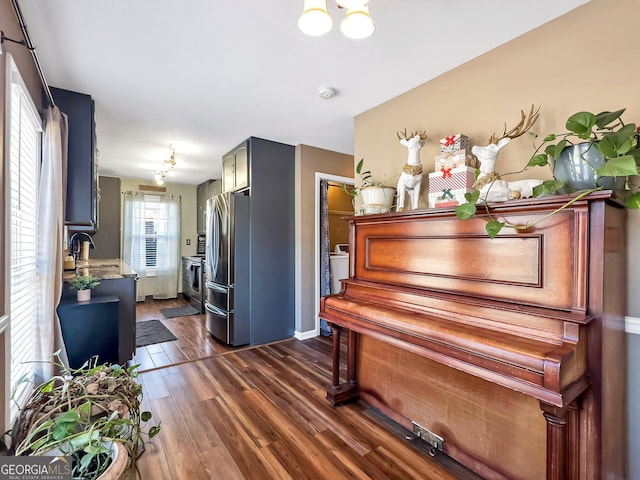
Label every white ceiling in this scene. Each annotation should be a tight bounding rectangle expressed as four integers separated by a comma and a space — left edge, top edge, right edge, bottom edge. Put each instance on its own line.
16, 0, 588, 186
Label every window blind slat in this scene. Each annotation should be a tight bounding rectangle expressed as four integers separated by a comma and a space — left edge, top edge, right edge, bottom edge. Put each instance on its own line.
8, 62, 41, 420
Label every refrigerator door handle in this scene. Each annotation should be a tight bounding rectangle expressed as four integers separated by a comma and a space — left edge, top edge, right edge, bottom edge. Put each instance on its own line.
205, 281, 227, 292
210, 198, 220, 279
205, 198, 215, 278
205, 302, 228, 316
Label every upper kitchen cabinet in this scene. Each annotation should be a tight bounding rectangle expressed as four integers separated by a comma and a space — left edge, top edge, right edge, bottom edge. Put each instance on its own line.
222, 141, 249, 193
196, 179, 213, 235
208, 179, 222, 198
197, 179, 222, 234
51, 87, 97, 232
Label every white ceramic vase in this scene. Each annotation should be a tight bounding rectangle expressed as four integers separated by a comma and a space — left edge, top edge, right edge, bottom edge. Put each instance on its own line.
77, 289, 91, 302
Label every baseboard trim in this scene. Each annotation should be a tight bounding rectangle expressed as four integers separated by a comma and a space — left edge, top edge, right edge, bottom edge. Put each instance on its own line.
294, 329, 318, 340
626, 316, 640, 335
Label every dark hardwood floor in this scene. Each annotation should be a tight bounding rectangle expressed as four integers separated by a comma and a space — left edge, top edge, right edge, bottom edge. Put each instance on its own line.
131, 298, 477, 479
134, 297, 234, 371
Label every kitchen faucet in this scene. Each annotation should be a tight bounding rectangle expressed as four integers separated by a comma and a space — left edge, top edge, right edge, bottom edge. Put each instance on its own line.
69, 232, 95, 260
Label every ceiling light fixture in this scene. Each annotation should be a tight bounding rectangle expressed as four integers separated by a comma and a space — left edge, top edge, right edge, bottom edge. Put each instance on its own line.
340, 4, 375, 40
298, 0, 333, 36
298, 0, 374, 39
154, 145, 178, 185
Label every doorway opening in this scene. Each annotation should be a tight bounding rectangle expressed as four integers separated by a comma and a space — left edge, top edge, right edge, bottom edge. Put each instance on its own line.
314, 173, 354, 337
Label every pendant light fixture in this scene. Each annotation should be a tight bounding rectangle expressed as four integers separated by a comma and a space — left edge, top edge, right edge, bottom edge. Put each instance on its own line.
298, 0, 333, 36
153, 145, 178, 185
340, 4, 375, 40
298, 0, 374, 39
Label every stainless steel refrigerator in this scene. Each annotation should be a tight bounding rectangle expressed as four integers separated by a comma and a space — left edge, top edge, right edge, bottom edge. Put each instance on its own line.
204, 192, 250, 346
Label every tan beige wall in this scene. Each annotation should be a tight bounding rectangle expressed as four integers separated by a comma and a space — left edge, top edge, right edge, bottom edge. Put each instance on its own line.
295, 144, 353, 334
0, 0, 43, 433
355, 0, 640, 315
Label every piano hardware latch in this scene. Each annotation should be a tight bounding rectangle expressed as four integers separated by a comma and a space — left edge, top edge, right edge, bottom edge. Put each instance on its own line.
412, 421, 444, 456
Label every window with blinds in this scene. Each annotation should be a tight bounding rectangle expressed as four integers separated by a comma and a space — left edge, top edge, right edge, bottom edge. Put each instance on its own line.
133, 195, 171, 276
7, 56, 42, 419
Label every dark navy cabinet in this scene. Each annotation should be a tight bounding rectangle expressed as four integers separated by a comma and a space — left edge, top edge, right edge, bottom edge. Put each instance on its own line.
57, 295, 119, 369
50, 87, 97, 232
61, 277, 137, 364
212, 137, 295, 346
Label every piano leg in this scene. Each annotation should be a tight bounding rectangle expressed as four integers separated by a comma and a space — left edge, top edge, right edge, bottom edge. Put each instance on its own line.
326, 324, 359, 406
541, 402, 575, 480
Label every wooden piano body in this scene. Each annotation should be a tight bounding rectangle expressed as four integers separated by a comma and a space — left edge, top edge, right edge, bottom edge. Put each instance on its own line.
319, 192, 627, 480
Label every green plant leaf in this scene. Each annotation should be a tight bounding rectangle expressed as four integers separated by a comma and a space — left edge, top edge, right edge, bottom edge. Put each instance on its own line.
79, 451, 96, 470
594, 109, 625, 129
624, 192, 640, 209
596, 155, 638, 177
149, 425, 161, 438
566, 111, 596, 138
141, 411, 152, 422
464, 190, 480, 204
545, 139, 567, 160
40, 379, 55, 393
455, 202, 476, 220
486, 221, 504, 238
355, 158, 364, 174
598, 124, 636, 157
533, 180, 566, 197
527, 154, 549, 168
543, 134, 557, 142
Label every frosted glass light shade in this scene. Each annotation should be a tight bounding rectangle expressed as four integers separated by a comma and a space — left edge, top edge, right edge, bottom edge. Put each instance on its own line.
340, 5, 374, 39
298, 0, 333, 36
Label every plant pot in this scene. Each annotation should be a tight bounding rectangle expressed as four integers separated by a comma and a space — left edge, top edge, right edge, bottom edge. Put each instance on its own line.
42, 440, 127, 480
97, 441, 128, 480
359, 186, 396, 214
77, 289, 91, 302
553, 141, 625, 190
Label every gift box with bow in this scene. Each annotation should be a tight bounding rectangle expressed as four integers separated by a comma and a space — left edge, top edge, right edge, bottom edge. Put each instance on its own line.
439, 134, 469, 153
435, 149, 477, 170
428, 187, 473, 208
428, 166, 476, 193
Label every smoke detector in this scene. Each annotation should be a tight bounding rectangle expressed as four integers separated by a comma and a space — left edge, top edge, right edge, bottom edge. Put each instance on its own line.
318, 86, 337, 100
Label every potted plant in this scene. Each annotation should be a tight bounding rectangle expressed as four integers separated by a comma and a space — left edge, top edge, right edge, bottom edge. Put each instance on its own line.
456, 107, 640, 238
5, 353, 160, 479
344, 158, 396, 214
530, 108, 640, 206
69, 274, 101, 302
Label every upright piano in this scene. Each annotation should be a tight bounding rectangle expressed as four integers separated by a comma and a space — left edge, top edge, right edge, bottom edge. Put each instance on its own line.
319, 192, 626, 480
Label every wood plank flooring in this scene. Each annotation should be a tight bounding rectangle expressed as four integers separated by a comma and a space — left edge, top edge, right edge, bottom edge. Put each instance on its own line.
130, 298, 478, 479
134, 297, 233, 371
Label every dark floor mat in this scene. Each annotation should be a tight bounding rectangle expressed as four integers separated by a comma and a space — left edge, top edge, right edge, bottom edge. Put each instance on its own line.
136, 320, 177, 347
159, 305, 200, 319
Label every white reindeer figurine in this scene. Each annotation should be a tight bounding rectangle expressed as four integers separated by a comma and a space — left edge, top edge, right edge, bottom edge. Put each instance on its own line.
396, 129, 428, 211
472, 106, 542, 203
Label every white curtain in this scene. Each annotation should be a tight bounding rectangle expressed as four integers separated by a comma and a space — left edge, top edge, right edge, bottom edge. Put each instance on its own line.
122, 192, 181, 301
36, 106, 69, 379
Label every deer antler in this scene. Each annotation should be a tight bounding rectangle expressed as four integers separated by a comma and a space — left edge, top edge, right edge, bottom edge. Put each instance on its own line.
397, 128, 428, 141
488, 104, 540, 144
